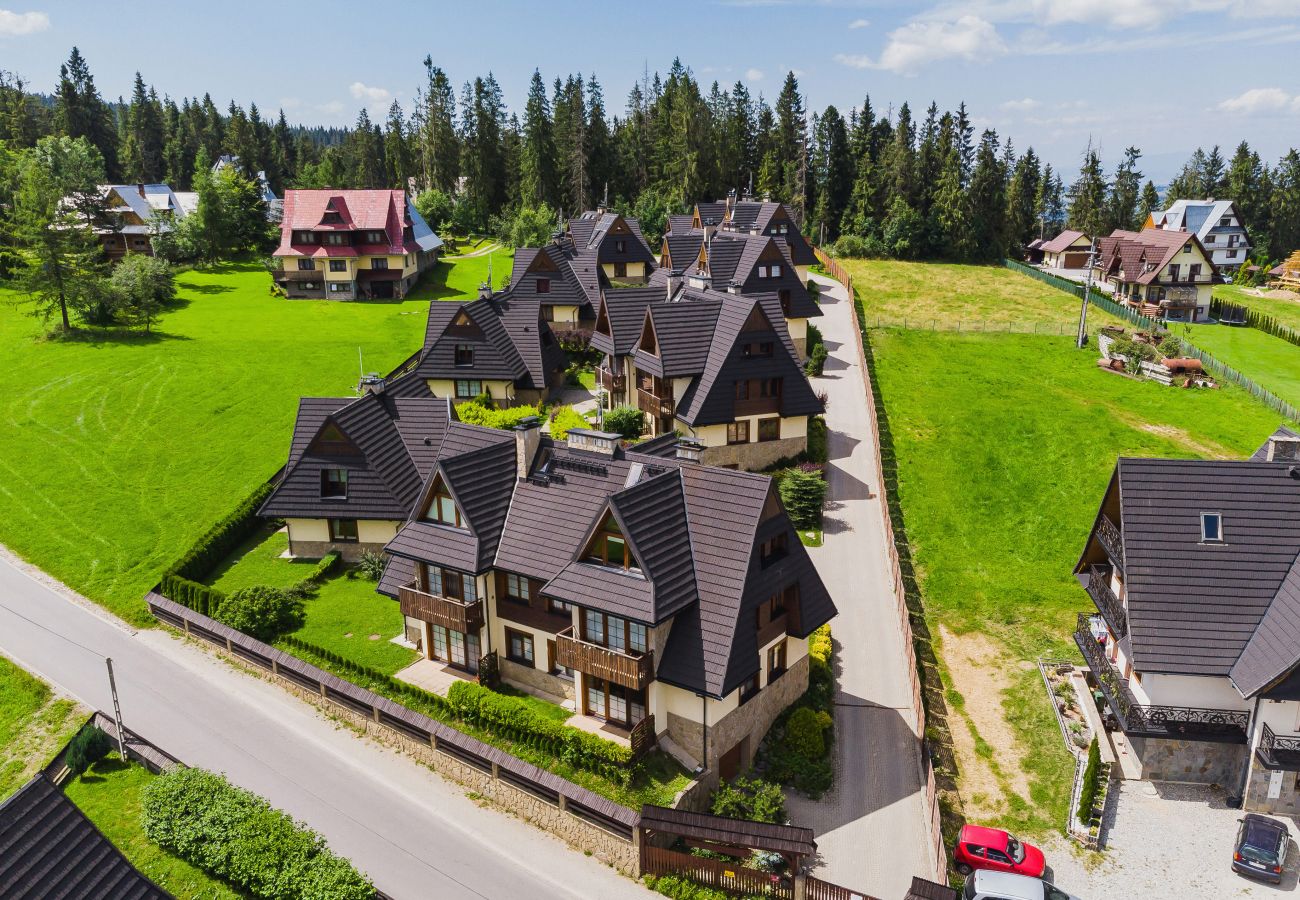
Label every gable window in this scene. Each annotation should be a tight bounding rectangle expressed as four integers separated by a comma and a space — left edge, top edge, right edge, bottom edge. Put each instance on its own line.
615, 239, 626, 253
769, 263, 782, 278
1182, 244, 1191, 254
506, 628, 535, 667
324, 233, 348, 246
454, 379, 482, 399
294, 231, 317, 244
366, 231, 385, 244
536, 277, 551, 294
757, 418, 780, 442
585, 513, 640, 572
760, 378, 783, 399
1220, 217, 1231, 227
759, 532, 788, 567
767, 639, 788, 681
778, 289, 792, 315
320, 468, 348, 499
297, 259, 316, 271
742, 341, 774, 359
329, 259, 347, 272
582, 609, 647, 654
427, 480, 465, 529
727, 421, 750, 445
328, 518, 358, 542
757, 265, 768, 278
372, 258, 389, 270
1200, 512, 1223, 543
734, 380, 750, 401
455, 344, 474, 367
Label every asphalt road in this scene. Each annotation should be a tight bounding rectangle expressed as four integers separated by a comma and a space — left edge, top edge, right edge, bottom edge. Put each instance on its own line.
0, 552, 650, 900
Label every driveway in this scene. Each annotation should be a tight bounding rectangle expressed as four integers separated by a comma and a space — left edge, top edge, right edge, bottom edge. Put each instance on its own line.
781, 274, 932, 898
0, 550, 650, 900
1045, 780, 1299, 897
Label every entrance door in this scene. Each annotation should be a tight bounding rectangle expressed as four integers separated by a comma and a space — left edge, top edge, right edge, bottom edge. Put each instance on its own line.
719, 740, 744, 781
447, 630, 480, 673
371, 279, 395, 299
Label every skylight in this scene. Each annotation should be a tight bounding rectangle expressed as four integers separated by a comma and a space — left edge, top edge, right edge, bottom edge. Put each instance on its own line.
1200, 512, 1223, 543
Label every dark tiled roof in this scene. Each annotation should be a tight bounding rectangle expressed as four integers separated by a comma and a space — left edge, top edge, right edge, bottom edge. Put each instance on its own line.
569, 212, 656, 268
591, 287, 663, 357
635, 301, 722, 378
0, 774, 169, 900
665, 215, 696, 236
663, 232, 704, 274
417, 295, 560, 391
1248, 426, 1299, 460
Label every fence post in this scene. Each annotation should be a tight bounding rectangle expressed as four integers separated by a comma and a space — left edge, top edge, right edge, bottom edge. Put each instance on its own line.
793, 873, 807, 900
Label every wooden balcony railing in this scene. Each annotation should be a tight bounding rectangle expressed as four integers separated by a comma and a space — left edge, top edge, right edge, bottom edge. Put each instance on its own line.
1074, 613, 1248, 743
555, 626, 654, 691
1258, 723, 1300, 771
399, 580, 484, 634
1097, 516, 1124, 569
733, 396, 782, 417
637, 388, 674, 418
597, 367, 626, 393
1085, 566, 1127, 639
630, 713, 657, 760
277, 268, 322, 281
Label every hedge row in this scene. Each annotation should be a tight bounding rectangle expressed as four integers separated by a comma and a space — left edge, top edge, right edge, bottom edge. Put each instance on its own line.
299, 551, 340, 586
141, 767, 373, 900
157, 482, 275, 612
1210, 297, 1300, 349
160, 574, 226, 618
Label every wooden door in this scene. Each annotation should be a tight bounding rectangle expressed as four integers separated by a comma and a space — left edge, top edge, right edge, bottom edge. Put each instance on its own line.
719, 740, 743, 782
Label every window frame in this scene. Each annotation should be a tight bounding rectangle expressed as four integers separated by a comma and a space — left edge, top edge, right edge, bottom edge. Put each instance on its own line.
297, 258, 316, 271
727, 421, 750, 445
757, 418, 780, 442
582, 609, 648, 655
328, 518, 358, 542
454, 344, 475, 368
429, 484, 465, 529
454, 379, 483, 399
1200, 511, 1224, 543
371, 257, 389, 270
767, 638, 787, 681
506, 627, 536, 667
320, 468, 348, 499
536, 277, 551, 294
759, 532, 788, 567
328, 259, 347, 272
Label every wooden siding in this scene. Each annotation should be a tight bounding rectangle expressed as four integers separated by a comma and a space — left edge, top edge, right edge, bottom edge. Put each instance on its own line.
399, 581, 484, 633
555, 626, 653, 690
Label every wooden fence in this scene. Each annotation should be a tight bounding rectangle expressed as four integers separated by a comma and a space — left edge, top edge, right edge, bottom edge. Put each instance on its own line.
146, 592, 640, 841
813, 247, 950, 885
642, 846, 793, 898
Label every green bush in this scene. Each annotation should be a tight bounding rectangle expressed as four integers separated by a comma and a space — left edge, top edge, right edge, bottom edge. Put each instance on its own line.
785, 707, 832, 759
779, 468, 826, 530
548, 405, 589, 440
805, 341, 828, 377
454, 399, 544, 430
356, 550, 385, 582
160, 574, 226, 617
214, 585, 303, 641
806, 416, 828, 466
644, 875, 751, 900
64, 724, 112, 777
1078, 737, 1101, 825
141, 767, 373, 900
603, 405, 645, 440
710, 776, 786, 824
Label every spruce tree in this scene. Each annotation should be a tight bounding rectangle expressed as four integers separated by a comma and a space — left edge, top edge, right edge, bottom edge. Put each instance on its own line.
1068, 146, 1107, 237
519, 70, 557, 208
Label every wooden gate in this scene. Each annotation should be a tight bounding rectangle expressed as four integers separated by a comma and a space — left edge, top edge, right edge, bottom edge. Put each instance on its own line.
641, 845, 793, 898
805, 874, 870, 899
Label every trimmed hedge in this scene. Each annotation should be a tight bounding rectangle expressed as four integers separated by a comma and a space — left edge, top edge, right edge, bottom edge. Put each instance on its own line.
1078, 737, 1101, 826
168, 482, 276, 583
141, 767, 373, 900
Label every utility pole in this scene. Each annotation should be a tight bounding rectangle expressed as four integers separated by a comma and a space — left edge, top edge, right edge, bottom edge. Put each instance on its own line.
105, 658, 126, 761
1076, 239, 1098, 349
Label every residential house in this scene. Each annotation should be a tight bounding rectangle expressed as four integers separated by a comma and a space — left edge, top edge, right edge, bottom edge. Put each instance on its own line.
1148, 199, 1252, 273
259, 386, 451, 560
1039, 229, 1092, 269
683, 194, 819, 282
1094, 228, 1216, 322
273, 189, 442, 300
379, 420, 836, 777
1073, 426, 1300, 813
413, 288, 567, 407
567, 209, 657, 283
96, 182, 196, 260
1024, 238, 1046, 265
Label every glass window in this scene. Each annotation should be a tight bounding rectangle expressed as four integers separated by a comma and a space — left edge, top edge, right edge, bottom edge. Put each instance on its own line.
767, 639, 787, 679
757, 265, 768, 278
629, 622, 647, 654
757, 418, 780, 442
455, 344, 474, 367
431, 624, 448, 660
329, 259, 347, 272
328, 518, 358, 542
320, 468, 348, 498
455, 380, 482, 399
297, 259, 315, 271
548, 597, 572, 615
734, 380, 750, 400
536, 277, 551, 294
1201, 512, 1223, 543
771, 263, 782, 277
760, 533, 788, 567
426, 564, 442, 595
372, 257, 389, 270
428, 482, 464, 528
727, 421, 750, 445
328, 282, 348, 292
505, 573, 526, 601
584, 608, 605, 644
507, 629, 534, 666
325, 233, 347, 245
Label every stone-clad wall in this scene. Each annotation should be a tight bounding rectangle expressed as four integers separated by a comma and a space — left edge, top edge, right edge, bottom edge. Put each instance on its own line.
500, 658, 574, 703
1131, 735, 1247, 786
701, 436, 806, 472
1246, 766, 1300, 815
287, 540, 386, 562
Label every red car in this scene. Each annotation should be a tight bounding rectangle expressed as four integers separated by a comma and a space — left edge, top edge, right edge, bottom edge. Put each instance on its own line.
954, 825, 1046, 878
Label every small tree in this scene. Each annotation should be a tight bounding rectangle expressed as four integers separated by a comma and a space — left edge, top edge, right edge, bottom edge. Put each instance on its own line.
710, 775, 786, 824
414, 189, 454, 232
1077, 736, 1101, 825
780, 468, 826, 530
497, 203, 556, 249
214, 585, 303, 641
603, 405, 644, 440
64, 724, 112, 776
110, 253, 175, 331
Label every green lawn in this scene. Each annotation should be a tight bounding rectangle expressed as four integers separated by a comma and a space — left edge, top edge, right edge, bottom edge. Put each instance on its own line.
409, 247, 513, 302
0, 253, 502, 627
0, 655, 84, 800
1183, 321, 1300, 411
1214, 283, 1300, 332
64, 757, 245, 899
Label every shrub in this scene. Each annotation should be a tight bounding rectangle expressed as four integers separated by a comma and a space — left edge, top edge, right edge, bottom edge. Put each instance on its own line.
64, 724, 112, 776
548, 405, 589, 440
603, 405, 645, 440
454, 399, 544, 430
1078, 737, 1101, 825
828, 234, 879, 258
1158, 336, 1184, 358
142, 767, 372, 900
710, 775, 786, 824
356, 550, 385, 582
214, 585, 303, 641
785, 707, 831, 759
805, 342, 827, 377
644, 875, 735, 900
779, 468, 826, 530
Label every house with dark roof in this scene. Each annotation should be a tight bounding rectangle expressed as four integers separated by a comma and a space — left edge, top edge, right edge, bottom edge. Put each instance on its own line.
685, 193, 819, 282
1039, 229, 1092, 269
1148, 199, 1252, 273
273, 189, 442, 300
1073, 426, 1300, 813
95, 183, 196, 261
259, 388, 452, 560
0, 774, 169, 899
414, 290, 567, 407
590, 279, 823, 470
379, 420, 836, 777
567, 209, 657, 284
1093, 227, 1216, 322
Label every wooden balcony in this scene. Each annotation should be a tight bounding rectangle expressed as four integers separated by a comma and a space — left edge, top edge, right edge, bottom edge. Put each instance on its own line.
637, 388, 674, 418
277, 268, 322, 281
1096, 516, 1124, 570
399, 580, 484, 634
555, 626, 653, 690
495, 597, 570, 634
596, 367, 626, 393
734, 396, 781, 417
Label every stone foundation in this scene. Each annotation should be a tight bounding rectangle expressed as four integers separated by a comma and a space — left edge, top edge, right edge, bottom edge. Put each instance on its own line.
286, 540, 385, 562
700, 436, 807, 472
1246, 765, 1300, 815
500, 658, 574, 703
1130, 735, 1247, 786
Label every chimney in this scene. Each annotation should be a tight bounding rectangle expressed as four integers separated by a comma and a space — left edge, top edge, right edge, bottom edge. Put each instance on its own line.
666, 272, 683, 301
358, 373, 385, 395
565, 427, 620, 457
136, 183, 146, 198
687, 272, 710, 290
727, 279, 742, 295
477, 281, 492, 300
675, 438, 704, 463
515, 416, 542, 478
1266, 435, 1300, 463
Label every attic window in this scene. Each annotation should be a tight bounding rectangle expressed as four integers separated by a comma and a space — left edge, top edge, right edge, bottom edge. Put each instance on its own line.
366, 231, 385, 244
425, 477, 466, 529
536, 277, 551, 294
1200, 512, 1223, 543
320, 468, 348, 499
455, 344, 474, 367
584, 512, 640, 572
759, 532, 788, 567
615, 239, 626, 253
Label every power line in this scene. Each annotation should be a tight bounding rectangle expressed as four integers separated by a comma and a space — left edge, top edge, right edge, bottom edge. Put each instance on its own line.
0, 599, 107, 659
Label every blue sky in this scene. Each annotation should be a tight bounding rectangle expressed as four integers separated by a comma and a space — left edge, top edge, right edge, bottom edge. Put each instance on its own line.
4, 0, 1299, 182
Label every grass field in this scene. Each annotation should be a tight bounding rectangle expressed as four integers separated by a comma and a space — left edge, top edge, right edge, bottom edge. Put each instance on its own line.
0, 655, 85, 800
412, 246, 513, 301
853, 260, 1285, 838
0, 253, 498, 627
64, 757, 244, 899
1214, 283, 1300, 332
1184, 321, 1300, 411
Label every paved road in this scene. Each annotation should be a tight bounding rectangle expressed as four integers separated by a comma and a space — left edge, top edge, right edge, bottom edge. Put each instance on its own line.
0, 552, 649, 900
783, 274, 932, 897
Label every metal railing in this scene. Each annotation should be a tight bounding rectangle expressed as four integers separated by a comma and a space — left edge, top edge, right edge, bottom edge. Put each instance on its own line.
1074, 613, 1248, 742
1258, 723, 1300, 771
1097, 516, 1124, 569
1085, 566, 1128, 639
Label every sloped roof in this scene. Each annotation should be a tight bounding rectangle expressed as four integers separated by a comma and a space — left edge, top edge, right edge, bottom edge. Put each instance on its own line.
1097, 228, 1205, 285
417, 295, 561, 391
635, 301, 722, 378
0, 774, 169, 900
276, 189, 435, 258
1041, 229, 1089, 254
1153, 199, 1242, 242
591, 287, 663, 357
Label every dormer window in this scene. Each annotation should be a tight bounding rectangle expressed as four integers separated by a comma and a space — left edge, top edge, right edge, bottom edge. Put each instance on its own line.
615, 239, 626, 253
325, 233, 348, 246
426, 477, 465, 528
1182, 244, 1192, 254
1200, 512, 1223, 543
759, 532, 788, 567
536, 277, 551, 294
321, 468, 348, 499
366, 231, 385, 244
742, 341, 774, 359
295, 231, 317, 244
584, 512, 640, 571
455, 344, 474, 367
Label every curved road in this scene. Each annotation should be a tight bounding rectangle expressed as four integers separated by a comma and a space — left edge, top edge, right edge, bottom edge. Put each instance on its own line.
0, 552, 649, 900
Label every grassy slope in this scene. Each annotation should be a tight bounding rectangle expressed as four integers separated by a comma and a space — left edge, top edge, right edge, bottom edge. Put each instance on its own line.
1183, 321, 1300, 411
1214, 283, 1300, 332
0, 252, 506, 627
64, 757, 244, 900
855, 260, 1283, 836
0, 655, 84, 800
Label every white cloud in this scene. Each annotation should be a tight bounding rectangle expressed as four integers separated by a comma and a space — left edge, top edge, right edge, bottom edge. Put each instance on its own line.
848, 17, 870, 28
1000, 97, 1041, 111
745, 67, 765, 82
925, 0, 1300, 29
349, 82, 391, 103
0, 8, 49, 36
1216, 87, 1300, 115
837, 15, 1006, 75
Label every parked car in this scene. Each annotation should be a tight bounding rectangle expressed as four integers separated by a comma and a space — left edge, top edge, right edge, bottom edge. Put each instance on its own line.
961, 870, 1079, 900
954, 825, 1046, 878
1233, 813, 1289, 884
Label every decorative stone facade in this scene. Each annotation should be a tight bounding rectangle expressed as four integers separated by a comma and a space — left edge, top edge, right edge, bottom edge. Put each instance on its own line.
500, 657, 574, 703
1129, 735, 1247, 786
700, 435, 807, 471
286, 539, 386, 562
1245, 765, 1300, 815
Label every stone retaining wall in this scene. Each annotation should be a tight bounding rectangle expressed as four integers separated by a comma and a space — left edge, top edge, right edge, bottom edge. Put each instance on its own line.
1130, 735, 1247, 786
1246, 766, 1300, 815
701, 436, 807, 472
287, 539, 386, 562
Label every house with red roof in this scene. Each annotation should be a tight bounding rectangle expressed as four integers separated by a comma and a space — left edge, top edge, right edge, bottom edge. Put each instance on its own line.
1093, 227, 1216, 322
272, 189, 442, 300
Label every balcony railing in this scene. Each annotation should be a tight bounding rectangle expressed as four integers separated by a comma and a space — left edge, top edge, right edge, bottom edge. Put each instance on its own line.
277, 268, 323, 281
1097, 515, 1124, 569
555, 626, 654, 691
1074, 613, 1248, 743
637, 388, 674, 418
399, 581, 484, 634
1158, 272, 1213, 284
1257, 723, 1300, 771
733, 396, 782, 417
1085, 566, 1128, 639
596, 367, 626, 393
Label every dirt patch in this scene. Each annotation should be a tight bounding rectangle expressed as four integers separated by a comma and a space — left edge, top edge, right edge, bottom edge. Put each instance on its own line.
1134, 422, 1236, 459
939, 626, 1033, 820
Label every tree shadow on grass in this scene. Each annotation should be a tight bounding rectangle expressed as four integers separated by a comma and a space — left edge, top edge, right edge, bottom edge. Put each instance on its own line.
181, 282, 235, 295
41, 327, 193, 346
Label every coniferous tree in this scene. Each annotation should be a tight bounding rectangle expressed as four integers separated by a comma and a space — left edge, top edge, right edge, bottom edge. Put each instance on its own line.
774, 72, 806, 218
414, 58, 459, 194
1226, 142, 1269, 237
1270, 150, 1300, 260
384, 100, 413, 189
1106, 146, 1143, 232
54, 48, 119, 179
1139, 180, 1161, 223
967, 129, 1008, 261
1068, 146, 1107, 236
519, 70, 557, 208
586, 76, 614, 206
1006, 147, 1042, 252
812, 105, 852, 242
